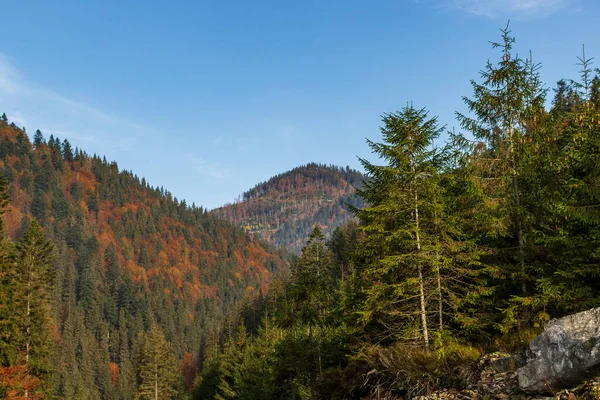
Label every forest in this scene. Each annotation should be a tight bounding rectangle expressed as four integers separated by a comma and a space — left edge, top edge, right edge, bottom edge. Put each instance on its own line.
191, 26, 600, 399
213, 163, 364, 253
1, 23, 600, 399
0, 116, 288, 397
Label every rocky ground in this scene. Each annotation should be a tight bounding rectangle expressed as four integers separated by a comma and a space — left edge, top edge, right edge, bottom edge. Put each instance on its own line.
416, 352, 600, 400
417, 308, 600, 400
365, 309, 600, 400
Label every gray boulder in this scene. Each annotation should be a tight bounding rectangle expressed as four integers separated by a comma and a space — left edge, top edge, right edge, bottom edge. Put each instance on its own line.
518, 307, 600, 394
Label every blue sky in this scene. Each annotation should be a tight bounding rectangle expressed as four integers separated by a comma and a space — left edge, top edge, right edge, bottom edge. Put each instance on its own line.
0, 0, 598, 209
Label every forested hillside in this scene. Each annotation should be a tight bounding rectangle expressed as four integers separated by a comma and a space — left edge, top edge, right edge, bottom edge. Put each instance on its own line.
2, 22, 600, 400
193, 27, 600, 399
212, 163, 364, 252
0, 118, 288, 398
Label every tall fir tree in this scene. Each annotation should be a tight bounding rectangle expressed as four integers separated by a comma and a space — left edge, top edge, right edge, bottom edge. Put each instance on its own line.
14, 219, 55, 397
455, 22, 545, 305
137, 325, 179, 400
355, 105, 445, 347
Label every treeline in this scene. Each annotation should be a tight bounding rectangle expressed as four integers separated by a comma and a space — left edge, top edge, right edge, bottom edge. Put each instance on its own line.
240, 163, 363, 202
213, 163, 365, 252
0, 116, 288, 398
193, 25, 600, 399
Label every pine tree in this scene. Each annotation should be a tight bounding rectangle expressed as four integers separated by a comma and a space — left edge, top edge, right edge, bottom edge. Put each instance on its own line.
62, 139, 74, 162
14, 219, 55, 397
33, 130, 45, 148
137, 325, 178, 400
456, 22, 545, 298
591, 74, 600, 107
520, 61, 600, 320
1, 113, 7, 124
279, 227, 337, 337
355, 105, 445, 348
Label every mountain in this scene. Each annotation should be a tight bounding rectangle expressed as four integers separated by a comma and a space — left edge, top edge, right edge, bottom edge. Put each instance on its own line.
0, 119, 288, 398
212, 163, 365, 253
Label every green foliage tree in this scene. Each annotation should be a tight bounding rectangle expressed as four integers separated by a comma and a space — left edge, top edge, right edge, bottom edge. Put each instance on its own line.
355, 105, 446, 347
33, 130, 44, 147
137, 325, 179, 400
455, 22, 545, 304
14, 219, 55, 396
278, 227, 337, 337
62, 139, 74, 162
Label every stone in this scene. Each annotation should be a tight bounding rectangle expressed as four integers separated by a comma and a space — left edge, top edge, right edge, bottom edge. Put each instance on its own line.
491, 355, 522, 374
518, 307, 600, 394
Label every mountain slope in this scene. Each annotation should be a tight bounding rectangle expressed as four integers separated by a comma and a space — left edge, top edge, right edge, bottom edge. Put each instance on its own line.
212, 163, 365, 252
0, 119, 288, 397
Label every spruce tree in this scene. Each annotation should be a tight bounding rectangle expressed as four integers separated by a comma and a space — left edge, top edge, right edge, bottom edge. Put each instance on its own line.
14, 219, 55, 397
522, 61, 600, 319
280, 227, 337, 337
355, 105, 444, 347
62, 139, 74, 162
137, 325, 178, 400
33, 130, 45, 148
456, 22, 545, 297
591, 74, 600, 107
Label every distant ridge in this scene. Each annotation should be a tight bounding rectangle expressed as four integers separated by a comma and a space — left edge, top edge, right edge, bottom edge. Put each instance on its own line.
212, 163, 365, 252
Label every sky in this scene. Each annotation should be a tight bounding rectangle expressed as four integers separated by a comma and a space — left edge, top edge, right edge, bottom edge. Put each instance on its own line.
0, 0, 599, 209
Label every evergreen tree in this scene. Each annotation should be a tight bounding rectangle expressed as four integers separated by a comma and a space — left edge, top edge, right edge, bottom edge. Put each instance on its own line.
1, 113, 7, 123
62, 139, 74, 162
355, 105, 446, 347
278, 227, 337, 338
33, 130, 45, 148
14, 219, 55, 396
137, 325, 178, 400
591, 74, 600, 107
455, 22, 545, 299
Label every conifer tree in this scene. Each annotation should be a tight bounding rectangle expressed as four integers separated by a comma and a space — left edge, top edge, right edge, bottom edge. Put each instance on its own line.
355, 105, 445, 348
591, 74, 600, 106
279, 227, 337, 337
33, 130, 45, 148
137, 325, 178, 400
62, 139, 74, 162
521, 60, 600, 319
456, 22, 545, 297
14, 219, 55, 397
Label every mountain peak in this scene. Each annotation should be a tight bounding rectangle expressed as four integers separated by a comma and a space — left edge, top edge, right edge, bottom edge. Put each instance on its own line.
212, 163, 365, 252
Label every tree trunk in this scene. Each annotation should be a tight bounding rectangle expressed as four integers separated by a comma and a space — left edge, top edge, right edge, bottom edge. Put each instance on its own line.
25, 267, 32, 399
155, 363, 158, 400
317, 335, 322, 378
413, 174, 429, 349
508, 121, 526, 294
437, 263, 443, 331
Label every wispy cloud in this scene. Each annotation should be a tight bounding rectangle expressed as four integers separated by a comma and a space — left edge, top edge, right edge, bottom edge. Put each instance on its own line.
185, 154, 230, 181
443, 0, 572, 18
0, 53, 148, 151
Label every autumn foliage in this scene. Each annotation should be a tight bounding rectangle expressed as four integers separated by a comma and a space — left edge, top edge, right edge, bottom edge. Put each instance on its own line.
0, 121, 290, 398
213, 163, 364, 252
0, 365, 42, 399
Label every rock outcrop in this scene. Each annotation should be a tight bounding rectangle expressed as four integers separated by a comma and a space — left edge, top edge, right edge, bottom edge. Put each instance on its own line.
518, 308, 600, 394
414, 308, 600, 399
